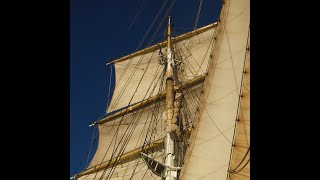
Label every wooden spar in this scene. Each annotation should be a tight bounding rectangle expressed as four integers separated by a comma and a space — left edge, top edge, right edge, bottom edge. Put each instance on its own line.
109, 22, 218, 64
95, 74, 206, 125
76, 128, 192, 178
76, 139, 163, 178
164, 16, 176, 180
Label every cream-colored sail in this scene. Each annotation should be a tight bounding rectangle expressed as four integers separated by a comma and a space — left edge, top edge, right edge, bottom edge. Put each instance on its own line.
75, 0, 250, 179
180, 0, 250, 179
106, 24, 216, 113
227, 32, 250, 180
79, 84, 202, 179
88, 101, 166, 169
79, 152, 165, 180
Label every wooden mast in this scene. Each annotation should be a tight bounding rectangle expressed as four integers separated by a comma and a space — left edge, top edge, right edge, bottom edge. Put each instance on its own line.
164, 16, 177, 180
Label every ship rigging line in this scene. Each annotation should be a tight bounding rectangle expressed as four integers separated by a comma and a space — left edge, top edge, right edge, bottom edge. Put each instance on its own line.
119, 68, 166, 180
136, 0, 169, 50
86, 127, 97, 167
228, 147, 250, 172
128, 71, 166, 180
171, 26, 216, 78
125, 48, 167, 180
126, 3, 179, 176
87, 1, 200, 179
73, 65, 115, 175
94, 51, 166, 179
91, 64, 157, 179
128, 0, 150, 31
96, 64, 163, 180
105, 63, 113, 110
104, 71, 165, 180
107, 0, 175, 113
194, 0, 203, 30
107, 0, 173, 113
72, 126, 98, 177
93, 6, 178, 178
229, 158, 250, 174
179, 73, 233, 144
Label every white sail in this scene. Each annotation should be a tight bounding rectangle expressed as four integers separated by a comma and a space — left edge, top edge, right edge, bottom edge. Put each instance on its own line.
79, 84, 203, 179
79, 152, 165, 180
180, 0, 250, 179
75, 0, 250, 179
106, 24, 216, 113
228, 32, 250, 180
88, 102, 167, 169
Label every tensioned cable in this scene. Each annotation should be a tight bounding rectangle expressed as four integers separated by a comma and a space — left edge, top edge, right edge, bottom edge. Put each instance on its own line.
120, 69, 166, 179
172, 35, 200, 77
180, 75, 233, 144
98, 12, 172, 179
128, 0, 150, 31
107, 82, 166, 180
136, 0, 170, 50
98, 45, 168, 179
108, 0, 173, 112
92, 1, 177, 178
105, 63, 113, 110
108, 0, 172, 102
229, 147, 250, 172
128, 86, 165, 179
100, 55, 162, 179
86, 127, 97, 167
194, 0, 203, 30
229, 158, 250, 174
73, 126, 98, 177
92, 53, 158, 179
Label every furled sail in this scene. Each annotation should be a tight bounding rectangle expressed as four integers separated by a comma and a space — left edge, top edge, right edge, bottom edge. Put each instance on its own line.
180, 0, 250, 179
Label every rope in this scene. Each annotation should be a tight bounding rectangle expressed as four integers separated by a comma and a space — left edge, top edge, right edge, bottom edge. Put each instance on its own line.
136, 0, 170, 50
96, 52, 166, 179
108, 0, 175, 112
128, 0, 150, 31
86, 127, 97, 167
194, 0, 203, 30
229, 147, 250, 172
105, 64, 113, 110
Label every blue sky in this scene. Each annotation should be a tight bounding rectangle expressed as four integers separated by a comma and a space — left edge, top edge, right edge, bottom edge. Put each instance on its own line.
70, 0, 222, 177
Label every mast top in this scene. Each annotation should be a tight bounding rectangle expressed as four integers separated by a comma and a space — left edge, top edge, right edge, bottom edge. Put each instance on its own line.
167, 16, 172, 50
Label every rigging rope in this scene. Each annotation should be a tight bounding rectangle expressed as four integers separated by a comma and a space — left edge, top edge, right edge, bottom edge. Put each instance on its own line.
107, 0, 172, 112
194, 0, 203, 30
92, 4, 176, 176
96, 58, 160, 179
128, 0, 150, 31
105, 64, 113, 110
86, 127, 97, 167
136, 0, 169, 50
94, 48, 166, 179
